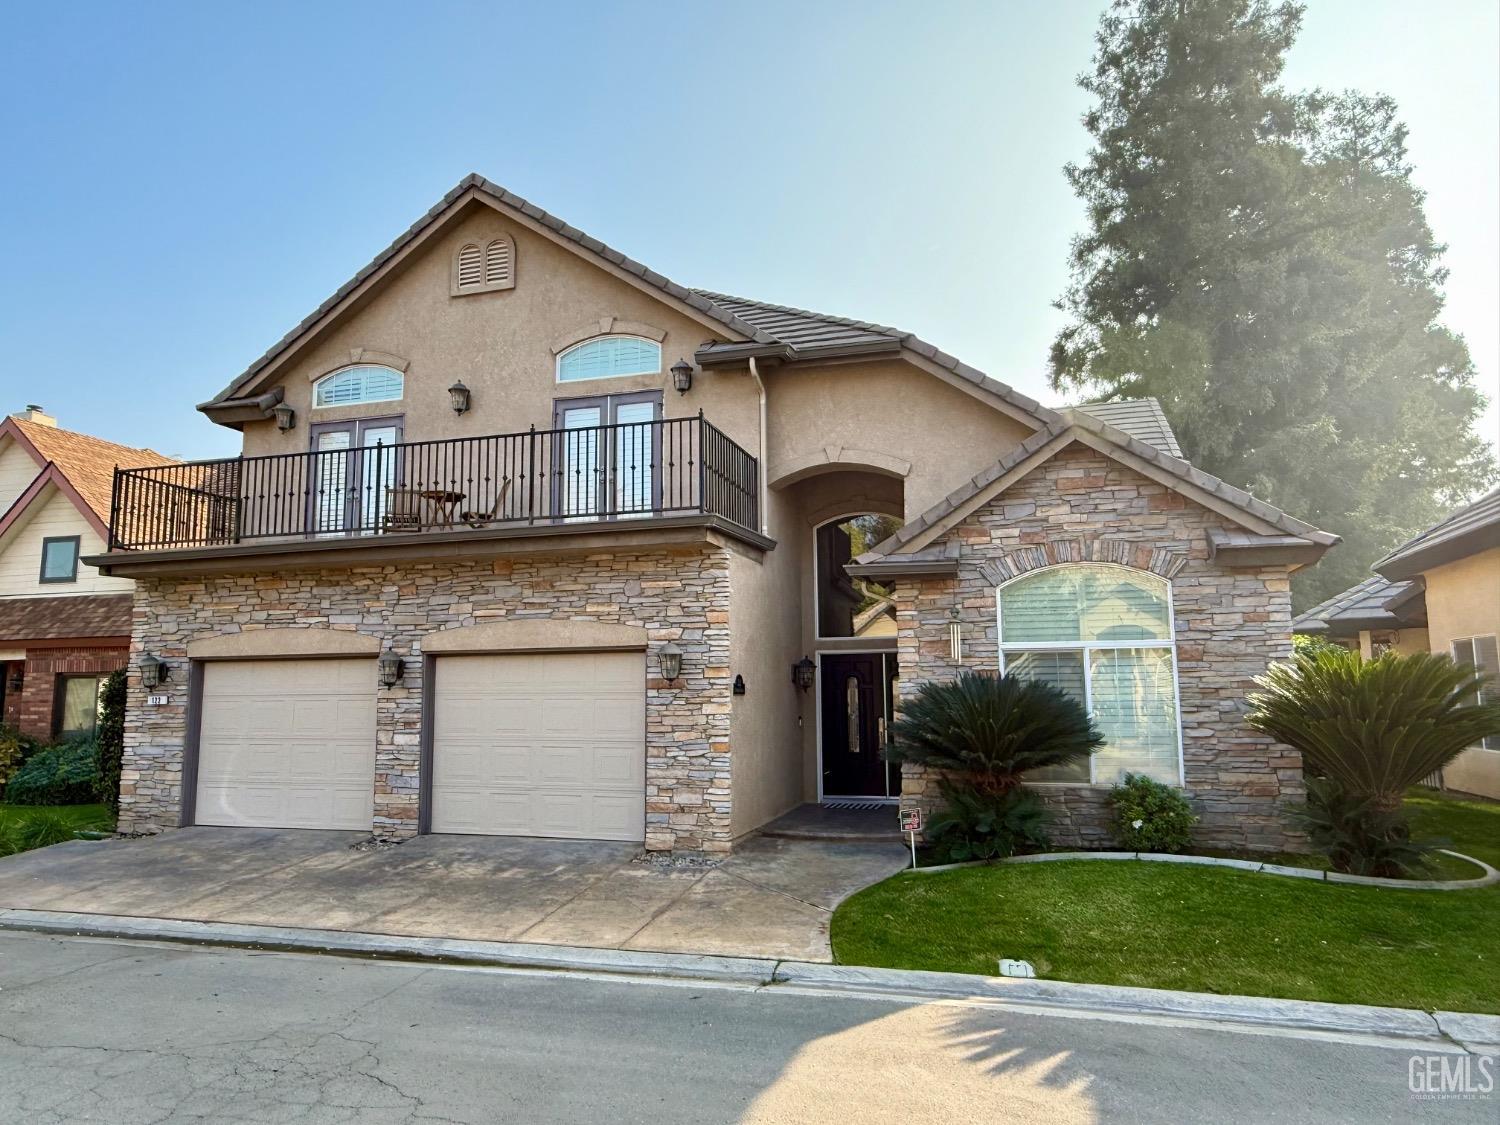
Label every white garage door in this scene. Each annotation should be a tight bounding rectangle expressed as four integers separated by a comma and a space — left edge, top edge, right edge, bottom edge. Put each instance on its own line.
430, 651, 645, 841
195, 658, 376, 830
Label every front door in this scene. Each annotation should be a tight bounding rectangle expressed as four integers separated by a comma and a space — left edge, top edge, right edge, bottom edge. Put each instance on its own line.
820, 652, 899, 799
308, 416, 403, 534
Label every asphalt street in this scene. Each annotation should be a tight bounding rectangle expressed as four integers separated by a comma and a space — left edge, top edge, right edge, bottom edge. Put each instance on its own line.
0, 929, 1490, 1124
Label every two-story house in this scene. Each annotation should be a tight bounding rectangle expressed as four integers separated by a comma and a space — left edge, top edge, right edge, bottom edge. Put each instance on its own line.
91, 175, 1336, 852
1296, 486, 1499, 798
0, 407, 176, 740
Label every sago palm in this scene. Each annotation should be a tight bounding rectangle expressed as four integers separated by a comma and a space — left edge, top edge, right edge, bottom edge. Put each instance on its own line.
886, 672, 1104, 795
1247, 648, 1500, 812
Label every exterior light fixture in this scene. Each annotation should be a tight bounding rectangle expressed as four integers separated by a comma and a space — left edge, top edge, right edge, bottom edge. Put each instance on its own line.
448, 380, 471, 415
670, 358, 694, 395
733, 674, 746, 696
139, 654, 169, 689
658, 642, 683, 683
948, 609, 964, 663
377, 651, 405, 688
792, 655, 816, 692
272, 403, 296, 432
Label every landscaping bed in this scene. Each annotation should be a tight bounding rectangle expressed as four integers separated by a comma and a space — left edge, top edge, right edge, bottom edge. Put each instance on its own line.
0, 803, 114, 856
831, 788, 1499, 1014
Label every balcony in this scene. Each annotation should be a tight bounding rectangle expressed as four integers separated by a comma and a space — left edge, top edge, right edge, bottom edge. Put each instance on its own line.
107, 414, 759, 554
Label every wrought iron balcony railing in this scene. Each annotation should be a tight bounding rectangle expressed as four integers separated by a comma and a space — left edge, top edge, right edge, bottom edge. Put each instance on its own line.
108, 413, 758, 551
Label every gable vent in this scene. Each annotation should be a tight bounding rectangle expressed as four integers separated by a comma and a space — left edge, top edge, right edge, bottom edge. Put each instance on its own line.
456, 244, 483, 288
485, 239, 512, 286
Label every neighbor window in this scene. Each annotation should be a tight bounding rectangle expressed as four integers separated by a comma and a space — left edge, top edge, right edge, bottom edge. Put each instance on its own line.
39, 536, 80, 583
1451, 636, 1500, 750
999, 564, 1182, 784
557, 336, 662, 383
55, 674, 106, 738
312, 365, 404, 408
815, 514, 903, 638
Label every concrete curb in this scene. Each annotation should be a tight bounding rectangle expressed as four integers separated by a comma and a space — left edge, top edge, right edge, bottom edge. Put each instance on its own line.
1, 907, 1495, 1049
905, 848, 1500, 889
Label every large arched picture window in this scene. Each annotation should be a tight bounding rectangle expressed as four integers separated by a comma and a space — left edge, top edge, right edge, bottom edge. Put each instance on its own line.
557, 336, 662, 383
815, 513, 903, 638
998, 564, 1182, 785
312, 364, 405, 408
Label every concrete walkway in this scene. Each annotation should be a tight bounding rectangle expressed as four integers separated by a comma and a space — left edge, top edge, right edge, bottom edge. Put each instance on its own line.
0, 827, 908, 961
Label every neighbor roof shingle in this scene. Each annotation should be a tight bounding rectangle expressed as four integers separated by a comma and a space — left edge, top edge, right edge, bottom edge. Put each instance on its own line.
1291, 575, 1425, 636
8, 418, 177, 523
0, 594, 133, 643
1373, 486, 1500, 580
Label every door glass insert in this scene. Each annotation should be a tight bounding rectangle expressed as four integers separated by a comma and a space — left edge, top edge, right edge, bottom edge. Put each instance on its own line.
614, 401, 655, 516
312, 429, 352, 534
845, 676, 861, 754
560, 405, 603, 518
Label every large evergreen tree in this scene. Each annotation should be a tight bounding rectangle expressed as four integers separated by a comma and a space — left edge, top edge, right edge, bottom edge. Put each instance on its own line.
1051, 0, 1495, 609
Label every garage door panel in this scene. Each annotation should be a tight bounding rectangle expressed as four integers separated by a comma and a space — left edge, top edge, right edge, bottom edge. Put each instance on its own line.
196, 658, 375, 831
431, 652, 645, 841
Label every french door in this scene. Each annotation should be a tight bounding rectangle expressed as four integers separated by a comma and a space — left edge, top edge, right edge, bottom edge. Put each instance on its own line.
552, 392, 661, 520
308, 416, 403, 534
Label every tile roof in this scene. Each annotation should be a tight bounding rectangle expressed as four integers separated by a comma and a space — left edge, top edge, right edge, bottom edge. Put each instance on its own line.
1291, 574, 1425, 636
857, 411, 1337, 565
1074, 398, 1183, 457
0, 594, 133, 643
1373, 485, 1500, 580
7, 418, 176, 523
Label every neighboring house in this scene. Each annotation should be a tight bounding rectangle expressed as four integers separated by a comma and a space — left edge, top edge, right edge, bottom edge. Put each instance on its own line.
0, 407, 176, 741
91, 175, 1335, 852
1295, 486, 1500, 798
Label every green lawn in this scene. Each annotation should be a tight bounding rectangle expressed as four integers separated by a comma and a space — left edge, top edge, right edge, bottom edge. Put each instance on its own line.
0, 803, 114, 854
831, 788, 1499, 1013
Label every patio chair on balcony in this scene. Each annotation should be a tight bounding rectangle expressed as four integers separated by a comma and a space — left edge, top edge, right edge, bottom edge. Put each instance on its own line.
383, 487, 427, 533
460, 478, 513, 529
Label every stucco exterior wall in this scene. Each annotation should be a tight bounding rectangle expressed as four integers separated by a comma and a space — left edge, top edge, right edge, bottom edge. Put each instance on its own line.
119, 548, 736, 851
1422, 546, 1500, 798
894, 444, 1305, 851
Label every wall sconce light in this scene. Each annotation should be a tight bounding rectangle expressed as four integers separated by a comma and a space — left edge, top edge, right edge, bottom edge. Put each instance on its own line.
948, 609, 964, 663
272, 403, 296, 432
670, 358, 694, 395
658, 642, 683, 683
792, 655, 816, 692
139, 654, 169, 689
377, 651, 405, 688
733, 674, 746, 696
448, 380, 471, 415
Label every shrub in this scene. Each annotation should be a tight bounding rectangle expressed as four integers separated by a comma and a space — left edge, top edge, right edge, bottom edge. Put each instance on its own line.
0, 724, 25, 797
926, 783, 1051, 863
886, 671, 1104, 795
94, 669, 127, 813
1247, 649, 1500, 812
1296, 777, 1438, 878
0, 810, 83, 857
1109, 773, 1196, 853
4, 737, 101, 806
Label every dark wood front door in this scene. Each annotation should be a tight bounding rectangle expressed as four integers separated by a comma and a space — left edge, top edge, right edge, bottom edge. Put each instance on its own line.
820, 653, 898, 798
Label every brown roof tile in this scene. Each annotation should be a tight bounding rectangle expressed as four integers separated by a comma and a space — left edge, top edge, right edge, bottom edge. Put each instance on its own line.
10, 418, 176, 523
0, 594, 133, 643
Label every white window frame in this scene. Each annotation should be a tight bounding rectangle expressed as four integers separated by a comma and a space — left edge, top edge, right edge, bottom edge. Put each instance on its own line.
312, 365, 405, 409
1451, 635, 1500, 751
555, 335, 662, 384
996, 562, 1185, 786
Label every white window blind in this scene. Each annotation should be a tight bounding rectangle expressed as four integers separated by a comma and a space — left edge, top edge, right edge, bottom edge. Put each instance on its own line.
1452, 636, 1500, 750
557, 336, 661, 383
999, 565, 1182, 785
313, 365, 404, 408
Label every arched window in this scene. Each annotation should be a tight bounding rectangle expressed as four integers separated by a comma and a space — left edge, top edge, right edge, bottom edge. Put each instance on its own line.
557, 336, 662, 383
815, 513, 903, 638
998, 564, 1182, 785
452, 236, 515, 295
312, 365, 405, 408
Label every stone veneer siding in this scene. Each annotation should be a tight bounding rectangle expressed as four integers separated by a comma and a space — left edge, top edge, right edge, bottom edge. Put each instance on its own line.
897, 444, 1304, 851
119, 547, 733, 852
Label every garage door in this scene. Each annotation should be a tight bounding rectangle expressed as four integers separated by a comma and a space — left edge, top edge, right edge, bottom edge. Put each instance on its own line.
195, 658, 376, 830
430, 651, 645, 841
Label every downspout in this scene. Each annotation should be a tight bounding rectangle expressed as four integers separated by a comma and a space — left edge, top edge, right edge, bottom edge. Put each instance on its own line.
748, 356, 769, 535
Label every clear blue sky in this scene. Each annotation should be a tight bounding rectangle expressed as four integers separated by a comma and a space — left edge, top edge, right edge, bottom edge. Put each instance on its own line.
1, 0, 1495, 464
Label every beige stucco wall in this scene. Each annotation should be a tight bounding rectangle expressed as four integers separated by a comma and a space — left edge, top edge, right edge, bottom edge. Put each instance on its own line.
1354, 627, 1430, 659
0, 486, 131, 598
1421, 546, 1500, 798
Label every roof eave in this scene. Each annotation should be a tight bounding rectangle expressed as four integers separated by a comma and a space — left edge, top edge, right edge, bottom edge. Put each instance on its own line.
1375, 524, 1500, 581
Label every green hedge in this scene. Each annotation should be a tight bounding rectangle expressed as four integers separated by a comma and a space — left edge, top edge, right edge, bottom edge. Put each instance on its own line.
4, 737, 101, 806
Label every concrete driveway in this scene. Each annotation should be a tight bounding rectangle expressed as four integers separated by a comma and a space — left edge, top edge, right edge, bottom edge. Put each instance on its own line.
0, 828, 907, 961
